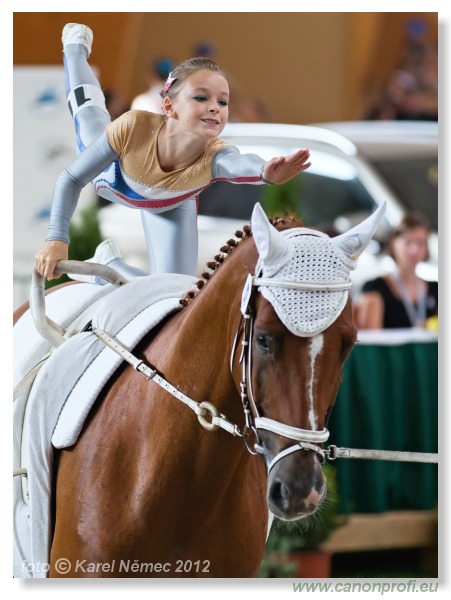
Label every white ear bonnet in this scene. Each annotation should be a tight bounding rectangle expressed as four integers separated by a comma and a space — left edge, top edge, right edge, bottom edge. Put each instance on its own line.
258, 228, 353, 336
251, 202, 386, 337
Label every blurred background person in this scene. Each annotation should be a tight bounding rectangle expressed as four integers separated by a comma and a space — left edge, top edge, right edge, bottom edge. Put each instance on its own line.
355, 212, 438, 330
363, 17, 438, 121
131, 57, 175, 114
192, 40, 217, 61
239, 97, 272, 123
104, 88, 130, 119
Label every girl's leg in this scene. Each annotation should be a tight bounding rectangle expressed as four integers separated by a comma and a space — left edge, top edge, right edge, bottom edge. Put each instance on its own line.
62, 24, 110, 152
62, 25, 146, 285
71, 198, 198, 284
140, 199, 198, 276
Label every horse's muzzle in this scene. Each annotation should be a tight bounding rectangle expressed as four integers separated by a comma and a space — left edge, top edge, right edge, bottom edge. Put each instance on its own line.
267, 459, 326, 521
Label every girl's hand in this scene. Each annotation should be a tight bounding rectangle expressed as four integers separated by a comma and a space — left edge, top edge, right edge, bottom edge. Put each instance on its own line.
34, 240, 69, 280
262, 149, 311, 185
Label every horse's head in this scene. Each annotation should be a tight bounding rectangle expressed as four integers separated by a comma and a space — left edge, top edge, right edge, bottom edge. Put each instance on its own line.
241, 202, 385, 521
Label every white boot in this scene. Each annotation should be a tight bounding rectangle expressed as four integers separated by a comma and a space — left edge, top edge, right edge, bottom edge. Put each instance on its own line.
62, 23, 93, 57
68, 239, 122, 284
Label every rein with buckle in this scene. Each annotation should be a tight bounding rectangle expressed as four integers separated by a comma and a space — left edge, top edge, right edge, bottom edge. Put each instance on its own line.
89, 272, 437, 468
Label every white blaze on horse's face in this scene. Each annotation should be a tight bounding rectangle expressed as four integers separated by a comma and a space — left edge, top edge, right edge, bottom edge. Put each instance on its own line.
308, 334, 324, 430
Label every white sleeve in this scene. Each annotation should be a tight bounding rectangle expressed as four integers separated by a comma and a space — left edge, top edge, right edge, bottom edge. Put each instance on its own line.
212, 146, 269, 184
47, 133, 119, 243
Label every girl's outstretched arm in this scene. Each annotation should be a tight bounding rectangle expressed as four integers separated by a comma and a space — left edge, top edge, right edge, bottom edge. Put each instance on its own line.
262, 149, 311, 184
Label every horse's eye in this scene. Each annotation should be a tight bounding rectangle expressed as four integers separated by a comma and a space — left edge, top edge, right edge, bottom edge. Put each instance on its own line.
256, 334, 272, 353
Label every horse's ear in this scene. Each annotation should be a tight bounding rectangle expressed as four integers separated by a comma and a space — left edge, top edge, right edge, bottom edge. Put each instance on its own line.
251, 203, 292, 275
331, 202, 387, 260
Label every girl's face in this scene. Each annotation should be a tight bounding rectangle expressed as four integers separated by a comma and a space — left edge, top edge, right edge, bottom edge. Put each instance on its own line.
391, 226, 429, 271
165, 70, 229, 138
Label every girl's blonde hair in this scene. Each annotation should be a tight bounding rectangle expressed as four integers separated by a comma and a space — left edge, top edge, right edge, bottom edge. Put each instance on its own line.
161, 57, 228, 99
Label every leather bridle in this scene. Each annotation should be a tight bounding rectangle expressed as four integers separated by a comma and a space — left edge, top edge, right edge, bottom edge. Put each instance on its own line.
230, 268, 352, 472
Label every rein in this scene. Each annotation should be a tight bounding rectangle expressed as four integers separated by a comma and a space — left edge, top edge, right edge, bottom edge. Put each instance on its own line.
54, 321, 439, 468
91, 274, 438, 469
93, 328, 242, 438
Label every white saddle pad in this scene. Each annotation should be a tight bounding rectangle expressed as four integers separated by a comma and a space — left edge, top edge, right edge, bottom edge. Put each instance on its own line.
13, 273, 196, 578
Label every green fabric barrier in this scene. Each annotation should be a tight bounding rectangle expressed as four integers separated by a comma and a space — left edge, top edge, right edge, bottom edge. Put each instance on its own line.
328, 335, 438, 514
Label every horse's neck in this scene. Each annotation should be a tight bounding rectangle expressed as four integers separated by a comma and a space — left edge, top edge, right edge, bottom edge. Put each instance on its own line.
186, 236, 257, 326
128, 242, 262, 505
177, 237, 257, 374
153, 238, 257, 435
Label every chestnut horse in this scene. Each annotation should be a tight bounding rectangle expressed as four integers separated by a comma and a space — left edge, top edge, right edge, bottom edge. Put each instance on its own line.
14, 202, 385, 578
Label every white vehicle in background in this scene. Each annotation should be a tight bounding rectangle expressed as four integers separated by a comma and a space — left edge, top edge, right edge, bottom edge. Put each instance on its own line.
98, 120, 438, 295
316, 120, 438, 280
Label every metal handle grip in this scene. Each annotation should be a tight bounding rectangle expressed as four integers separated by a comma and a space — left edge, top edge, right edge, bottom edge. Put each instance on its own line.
30, 260, 128, 346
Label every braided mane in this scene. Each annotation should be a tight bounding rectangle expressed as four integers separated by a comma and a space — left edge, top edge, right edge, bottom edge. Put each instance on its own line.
179, 213, 302, 307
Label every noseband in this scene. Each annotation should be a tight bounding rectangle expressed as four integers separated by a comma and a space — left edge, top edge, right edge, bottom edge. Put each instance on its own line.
232, 270, 352, 472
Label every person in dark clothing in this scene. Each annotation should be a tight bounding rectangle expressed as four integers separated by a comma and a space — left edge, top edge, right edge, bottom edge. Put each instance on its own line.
355, 212, 437, 329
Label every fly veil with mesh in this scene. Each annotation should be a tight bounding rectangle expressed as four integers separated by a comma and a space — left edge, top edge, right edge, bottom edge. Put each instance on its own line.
251, 202, 387, 336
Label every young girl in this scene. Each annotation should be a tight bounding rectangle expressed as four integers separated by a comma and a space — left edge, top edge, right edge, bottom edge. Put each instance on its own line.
35, 23, 312, 282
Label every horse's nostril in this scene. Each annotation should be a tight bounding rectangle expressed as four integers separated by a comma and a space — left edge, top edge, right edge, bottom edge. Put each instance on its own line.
280, 483, 290, 499
270, 480, 291, 511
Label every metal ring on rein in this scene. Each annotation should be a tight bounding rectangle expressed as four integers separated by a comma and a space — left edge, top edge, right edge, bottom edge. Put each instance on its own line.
197, 401, 220, 431
243, 426, 260, 455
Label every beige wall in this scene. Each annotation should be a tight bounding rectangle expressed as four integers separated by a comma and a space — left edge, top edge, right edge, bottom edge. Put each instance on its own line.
13, 12, 438, 124
116, 12, 351, 124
